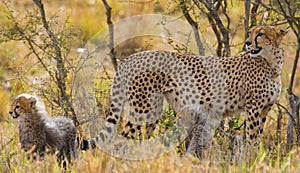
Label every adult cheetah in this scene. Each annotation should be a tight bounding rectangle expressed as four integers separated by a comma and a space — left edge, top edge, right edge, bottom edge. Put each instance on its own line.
9, 94, 77, 164
95, 25, 288, 156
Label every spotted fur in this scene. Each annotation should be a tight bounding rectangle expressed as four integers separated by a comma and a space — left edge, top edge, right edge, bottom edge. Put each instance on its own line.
96, 25, 287, 155
9, 94, 77, 163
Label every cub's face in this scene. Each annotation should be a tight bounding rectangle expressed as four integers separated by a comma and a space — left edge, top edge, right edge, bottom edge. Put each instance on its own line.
245, 25, 288, 57
9, 94, 37, 119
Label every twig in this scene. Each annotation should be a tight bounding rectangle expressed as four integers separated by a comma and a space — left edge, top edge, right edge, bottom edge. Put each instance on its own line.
259, 0, 297, 35
276, 102, 294, 120
2, 2, 55, 81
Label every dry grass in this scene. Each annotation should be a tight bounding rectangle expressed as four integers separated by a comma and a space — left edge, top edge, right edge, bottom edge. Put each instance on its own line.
1, 113, 300, 173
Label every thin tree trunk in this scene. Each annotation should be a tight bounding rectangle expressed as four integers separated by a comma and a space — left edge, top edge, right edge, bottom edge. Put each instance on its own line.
244, 0, 250, 51
102, 0, 118, 71
286, 18, 300, 151
287, 95, 300, 150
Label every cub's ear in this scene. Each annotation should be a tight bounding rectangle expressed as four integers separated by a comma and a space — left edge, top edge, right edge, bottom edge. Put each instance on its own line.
30, 97, 37, 108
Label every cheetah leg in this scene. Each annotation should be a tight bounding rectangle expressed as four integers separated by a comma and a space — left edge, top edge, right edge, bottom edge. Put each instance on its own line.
186, 111, 222, 159
144, 94, 164, 139
164, 90, 181, 113
166, 88, 221, 159
257, 104, 273, 144
245, 104, 272, 147
185, 116, 208, 159
120, 94, 164, 140
244, 103, 272, 164
97, 78, 125, 145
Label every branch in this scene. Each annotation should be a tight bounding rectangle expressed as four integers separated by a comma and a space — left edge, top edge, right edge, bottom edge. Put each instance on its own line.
244, 0, 250, 51
200, 0, 230, 56
287, 94, 300, 150
32, 0, 83, 136
277, 0, 296, 35
101, 0, 117, 71
33, 0, 62, 59
1, 1, 55, 81
261, 0, 297, 35
221, 0, 230, 30
276, 102, 294, 120
287, 18, 300, 95
119, 0, 155, 3
193, 0, 222, 56
180, 0, 205, 56
250, 0, 261, 26
207, 13, 222, 56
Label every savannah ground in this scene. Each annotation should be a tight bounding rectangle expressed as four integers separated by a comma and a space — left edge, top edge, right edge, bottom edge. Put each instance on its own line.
1, 0, 300, 172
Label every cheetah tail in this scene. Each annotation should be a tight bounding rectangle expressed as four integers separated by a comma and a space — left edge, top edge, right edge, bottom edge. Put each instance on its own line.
77, 137, 97, 151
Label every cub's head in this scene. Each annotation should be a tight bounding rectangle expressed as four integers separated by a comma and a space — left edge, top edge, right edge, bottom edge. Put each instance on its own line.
9, 94, 37, 119
245, 25, 288, 57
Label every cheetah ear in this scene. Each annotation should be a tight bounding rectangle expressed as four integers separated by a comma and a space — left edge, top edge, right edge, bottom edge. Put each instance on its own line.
30, 97, 37, 108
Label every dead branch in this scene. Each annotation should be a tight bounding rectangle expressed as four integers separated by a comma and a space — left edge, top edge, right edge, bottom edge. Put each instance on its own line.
32, 0, 83, 136
101, 0, 118, 71
250, 0, 261, 26
286, 18, 300, 151
244, 0, 250, 51
119, 0, 155, 3
196, 0, 230, 57
276, 103, 284, 144
221, 0, 230, 30
207, 13, 222, 57
180, 0, 205, 56
192, 0, 222, 56
287, 94, 300, 150
287, 19, 300, 95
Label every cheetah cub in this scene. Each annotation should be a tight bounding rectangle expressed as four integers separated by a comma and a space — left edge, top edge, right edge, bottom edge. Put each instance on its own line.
9, 93, 77, 163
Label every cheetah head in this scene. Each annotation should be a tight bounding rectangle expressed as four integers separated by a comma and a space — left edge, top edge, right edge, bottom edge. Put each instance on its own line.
9, 94, 37, 119
245, 25, 288, 57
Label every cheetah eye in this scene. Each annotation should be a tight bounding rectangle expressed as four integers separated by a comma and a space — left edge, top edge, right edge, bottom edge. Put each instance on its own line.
15, 105, 20, 109
257, 32, 264, 37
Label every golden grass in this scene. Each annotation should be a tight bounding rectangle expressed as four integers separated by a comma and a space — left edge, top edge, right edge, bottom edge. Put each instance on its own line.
1, 113, 300, 173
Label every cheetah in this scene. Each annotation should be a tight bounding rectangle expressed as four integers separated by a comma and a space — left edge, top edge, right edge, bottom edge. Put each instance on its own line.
95, 25, 288, 156
9, 94, 77, 164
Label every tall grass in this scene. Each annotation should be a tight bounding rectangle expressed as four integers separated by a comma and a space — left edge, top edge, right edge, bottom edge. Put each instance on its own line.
1, 112, 300, 172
